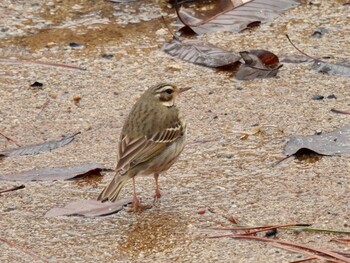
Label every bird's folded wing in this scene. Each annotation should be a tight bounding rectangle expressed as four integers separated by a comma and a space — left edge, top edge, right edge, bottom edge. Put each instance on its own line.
116, 122, 183, 173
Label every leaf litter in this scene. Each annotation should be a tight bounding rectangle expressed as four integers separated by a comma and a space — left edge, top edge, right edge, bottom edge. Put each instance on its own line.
163, 37, 282, 80
0, 132, 80, 158
0, 163, 112, 182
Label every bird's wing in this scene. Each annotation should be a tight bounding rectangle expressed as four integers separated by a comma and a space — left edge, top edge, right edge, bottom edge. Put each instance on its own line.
116, 122, 183, 173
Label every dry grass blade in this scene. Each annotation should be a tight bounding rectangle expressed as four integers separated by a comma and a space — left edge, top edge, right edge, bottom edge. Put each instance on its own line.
0, 131, 21, 147
273, 243, 339, 263
0, 237, 49, 263
211, 223, 311, 232
233, 235, 350, 263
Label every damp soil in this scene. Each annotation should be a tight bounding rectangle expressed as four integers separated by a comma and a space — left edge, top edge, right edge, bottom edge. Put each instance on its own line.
1, 0, 350, 262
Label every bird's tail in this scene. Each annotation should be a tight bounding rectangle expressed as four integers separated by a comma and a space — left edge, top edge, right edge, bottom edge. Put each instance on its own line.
97, 174, 130, 202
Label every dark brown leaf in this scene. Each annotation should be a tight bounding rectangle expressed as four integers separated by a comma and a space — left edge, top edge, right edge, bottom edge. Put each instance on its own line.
162, 38, 241, 67
284, 125, 350, 156
45, 198, 132, 217
0, 132, 80, 158
0, 163, 112, 182
176, 0, 301, 35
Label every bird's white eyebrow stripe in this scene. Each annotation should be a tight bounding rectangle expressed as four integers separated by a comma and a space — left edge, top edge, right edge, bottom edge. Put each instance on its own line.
156, 85, 174, 93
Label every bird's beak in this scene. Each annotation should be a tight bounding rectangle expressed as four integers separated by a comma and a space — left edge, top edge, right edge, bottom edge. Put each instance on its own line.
179, 87, 191, 93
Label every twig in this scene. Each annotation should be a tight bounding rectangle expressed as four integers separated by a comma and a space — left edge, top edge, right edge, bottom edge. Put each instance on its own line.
161, 16, 180, 41
0, 185, 25, 194
285, 35, 316, 61
0, 237, 50, 263
272, 155, 293, 166
331, 108, 350, 115
37, 99, 50, 118
0, 131, 21, 147
0, 58, 85, 70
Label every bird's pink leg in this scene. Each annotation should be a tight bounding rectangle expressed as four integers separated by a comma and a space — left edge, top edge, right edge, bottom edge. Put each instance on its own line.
132, 177, 141, 208
130, 177, 151, 212
154, 173, 161, 202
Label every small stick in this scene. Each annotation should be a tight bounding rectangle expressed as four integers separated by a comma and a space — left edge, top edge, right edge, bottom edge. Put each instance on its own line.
0, 185, 25, 194
0, 58, 85, 70
0, 131, 21, 147
285, 34, 316, 60
37, 99, 50, 118
331, 108, 350, 115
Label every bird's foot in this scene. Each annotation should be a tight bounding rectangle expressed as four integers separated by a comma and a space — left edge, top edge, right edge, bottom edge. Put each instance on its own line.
153, 189, 162, 205
127, 196, 152, 213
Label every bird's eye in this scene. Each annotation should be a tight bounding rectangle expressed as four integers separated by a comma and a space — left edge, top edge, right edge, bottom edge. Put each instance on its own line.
166, 89, 173, 94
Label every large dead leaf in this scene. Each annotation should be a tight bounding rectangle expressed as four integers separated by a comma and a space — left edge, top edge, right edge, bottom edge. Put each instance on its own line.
162, 37, 241, 67
284, 125, 350, 156
0, 132, 80, 158
176, 0, 301, 35
0, 163, 111, 181
45, 198, 132, 217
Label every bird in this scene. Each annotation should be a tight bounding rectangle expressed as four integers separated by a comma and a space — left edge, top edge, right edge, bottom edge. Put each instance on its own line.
97, 83, 190, 211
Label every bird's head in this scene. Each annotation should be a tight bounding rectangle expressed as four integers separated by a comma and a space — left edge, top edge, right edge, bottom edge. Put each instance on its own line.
147, 83, 191, 107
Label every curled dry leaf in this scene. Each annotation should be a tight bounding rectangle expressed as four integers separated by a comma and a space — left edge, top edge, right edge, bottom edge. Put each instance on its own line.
45, 198, 132, 217
235, 50, 282, 80
284, 125, 350, 156
0, 132, 80, 158
175, 0, 301, 35
162, 38, 241, 67
0, 163, 112, 182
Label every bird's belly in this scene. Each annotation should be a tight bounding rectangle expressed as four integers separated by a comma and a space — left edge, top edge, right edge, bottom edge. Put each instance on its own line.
144, 134, 186, 175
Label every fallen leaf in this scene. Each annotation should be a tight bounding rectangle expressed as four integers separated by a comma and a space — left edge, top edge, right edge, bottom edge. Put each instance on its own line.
235, 50, 282, 80
0, 132, 80, 158
0, 163, 112, 182
176, 0, 301, 35
45, 198, 132, 217
311, 60, 350, 77
163, 37, 241, 67
284, 125, 350, 156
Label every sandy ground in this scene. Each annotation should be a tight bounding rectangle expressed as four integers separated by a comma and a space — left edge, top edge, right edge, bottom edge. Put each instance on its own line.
1, 0, 350, 262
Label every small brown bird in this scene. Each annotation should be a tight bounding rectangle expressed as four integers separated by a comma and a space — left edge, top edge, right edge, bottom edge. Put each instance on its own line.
98, 83, 190, 211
